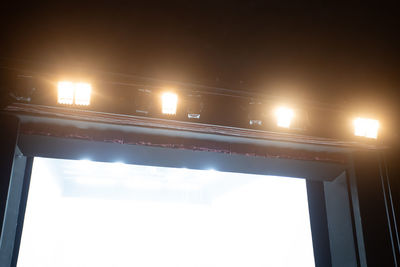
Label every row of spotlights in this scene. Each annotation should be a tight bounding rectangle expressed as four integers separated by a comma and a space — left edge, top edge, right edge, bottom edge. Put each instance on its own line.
56, 82, 379, 139
58, 81, 92, 106
273, 110, 379, 139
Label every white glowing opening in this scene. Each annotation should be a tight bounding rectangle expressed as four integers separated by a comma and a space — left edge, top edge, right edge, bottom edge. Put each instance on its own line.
275, 107, 294, 128
353, 117, 379, 139
17, 158, 315, 267
57, 82, 74, 105
162, 92, 178, 115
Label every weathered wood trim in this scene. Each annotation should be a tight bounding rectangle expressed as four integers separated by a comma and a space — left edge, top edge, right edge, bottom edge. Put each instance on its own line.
6, 103, 380, 149
4, 103, 385, 164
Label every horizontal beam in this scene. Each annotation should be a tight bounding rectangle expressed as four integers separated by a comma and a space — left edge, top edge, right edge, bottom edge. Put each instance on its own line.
6, 103, 382, 151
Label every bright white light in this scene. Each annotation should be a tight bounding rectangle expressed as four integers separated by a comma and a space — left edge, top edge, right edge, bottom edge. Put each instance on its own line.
353, 117, 379, 139
161, 92, 178, 115
74, 83, 92, 106
188, 113, 200, 119
57, 81, 92, 105
18, 158, 315, 267
249, 119, 262, 126
57, 81, 74, 104
275, 107, 294, 128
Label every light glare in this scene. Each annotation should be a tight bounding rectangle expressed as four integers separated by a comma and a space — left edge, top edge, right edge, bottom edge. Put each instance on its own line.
57, 81, 92, 105
19, 157, 315, 267
162, 92, 178, 115
75, 83, 92, 106
353, 117, 379, 139
275, 107, 294, 128
57, 81, 74, 104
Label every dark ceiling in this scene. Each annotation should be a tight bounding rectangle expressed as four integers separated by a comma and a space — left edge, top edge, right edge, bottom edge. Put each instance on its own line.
1, 2, 400, 128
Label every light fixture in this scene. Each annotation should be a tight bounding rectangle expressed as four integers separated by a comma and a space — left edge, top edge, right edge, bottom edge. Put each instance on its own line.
275, 107, 294, 128
186, 94, 203, 119
57, 81, 74, 104
74, 82, 92, 106
161, 92, 178, 115
353, 117, 379, 139
135, 89, 152, 115
57, 81, 92, 105
248, 101, 264, 126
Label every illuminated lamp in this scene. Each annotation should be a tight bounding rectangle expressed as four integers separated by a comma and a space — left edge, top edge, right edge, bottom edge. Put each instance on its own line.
353, 117, 379, 139
161, 92, 178, 115
275, 107, 294, 128
57, 81, 74, 105
74, 83, 92, 106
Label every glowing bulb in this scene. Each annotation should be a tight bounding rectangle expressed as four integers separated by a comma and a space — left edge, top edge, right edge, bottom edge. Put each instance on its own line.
275, 107, 294, 128
161, 92, 178, 115
353, 117, 379, 139
57, 81, 92, 105
74, 82, 92, 106
57, 81, 74, 104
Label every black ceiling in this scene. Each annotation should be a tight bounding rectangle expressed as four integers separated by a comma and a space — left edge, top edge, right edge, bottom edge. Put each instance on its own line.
1, 2, 400, 129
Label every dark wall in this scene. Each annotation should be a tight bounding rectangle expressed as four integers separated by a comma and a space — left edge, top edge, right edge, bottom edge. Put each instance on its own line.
353, 151, 400, 266
387, 150, 400, 254
2, 3, 400, 132
0, 114, 19, 239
